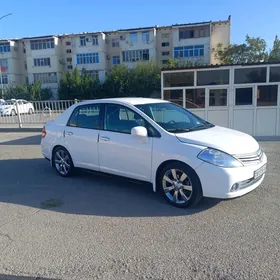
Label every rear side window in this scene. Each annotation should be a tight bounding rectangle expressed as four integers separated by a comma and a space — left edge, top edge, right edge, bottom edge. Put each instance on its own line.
68, 104, 101, 129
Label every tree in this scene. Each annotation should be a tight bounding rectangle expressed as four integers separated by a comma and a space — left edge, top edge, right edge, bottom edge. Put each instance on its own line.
165, 58, 196, 68
213, 35, 268, 64
58, 67, 102, 100
268, 35, 280, 62
213, 35, 280, 64
4, 81, 52, 101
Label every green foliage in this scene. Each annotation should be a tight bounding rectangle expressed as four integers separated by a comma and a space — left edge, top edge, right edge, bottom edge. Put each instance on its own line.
4, 81, 52, 101
58, 67, 102, 100
213, 35, 280, 64
58, 63, 161, 100
165, 58, 196, 68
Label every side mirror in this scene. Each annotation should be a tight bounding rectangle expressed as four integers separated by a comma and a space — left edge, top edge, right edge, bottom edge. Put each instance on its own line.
131, 126, 148, 138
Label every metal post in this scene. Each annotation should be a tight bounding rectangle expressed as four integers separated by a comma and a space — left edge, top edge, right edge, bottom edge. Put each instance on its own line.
74, 98, 78, 104
15, 101, 22, 128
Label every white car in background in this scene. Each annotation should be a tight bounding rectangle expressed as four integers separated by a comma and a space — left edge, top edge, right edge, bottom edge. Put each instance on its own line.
41, 98, 267, 208
0, 99, 4, 105
0, 99, 34, 116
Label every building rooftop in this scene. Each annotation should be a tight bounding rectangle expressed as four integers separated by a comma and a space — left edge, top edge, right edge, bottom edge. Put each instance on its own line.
161, 61, 280, 71
2, 16, 231, 41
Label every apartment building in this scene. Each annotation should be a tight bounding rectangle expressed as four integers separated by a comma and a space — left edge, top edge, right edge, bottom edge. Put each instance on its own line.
0, 16, 231, 98
0, 39, 25, 93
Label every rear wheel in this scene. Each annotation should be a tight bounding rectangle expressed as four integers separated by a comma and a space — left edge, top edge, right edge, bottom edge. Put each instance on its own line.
52, 147, 74, 177
157, 162, 202, 208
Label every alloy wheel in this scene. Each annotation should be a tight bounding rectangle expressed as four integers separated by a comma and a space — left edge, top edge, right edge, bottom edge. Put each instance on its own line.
162, 168, 193, 204
54, 149, 71, 176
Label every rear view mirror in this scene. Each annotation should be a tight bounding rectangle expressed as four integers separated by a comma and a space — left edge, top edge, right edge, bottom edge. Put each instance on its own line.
131, 126, 148, 138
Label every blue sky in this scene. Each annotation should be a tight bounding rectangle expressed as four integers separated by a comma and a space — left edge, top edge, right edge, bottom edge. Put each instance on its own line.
1, 0, 279, 48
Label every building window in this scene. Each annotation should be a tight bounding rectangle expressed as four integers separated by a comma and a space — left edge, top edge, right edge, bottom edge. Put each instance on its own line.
112, 56, 120, 65
234, 67, 266, 84
122, 49, 149, 62
82, 70, 99, 80
130, 32, 138, 43
142, 31, 149, 42
163, 72, 194, 87
162, 60, 168, 65
67, 65, 73, 70
34, 58, 51, 67
257, 85, 278, 106
66, 49, 72, 54
0, 43, 10, 52
112, 39, 120, 47
179, 25, 210, 40
235, 88, 253, 106
197, 69, 229, 86
0, 75, 8, 84
0, 59, 8, 70
30, 39, 54, 50
67, 57, 72, 62
161, 33, 169, 38
33, 72, 57, 84
66, 41, 71, 46
92, 35, 98, 46
162, 51, 170, 56
163, 90, 183, 106
185, 89, 205, 108
80, 36, 86, 46
162, 42, 169, 47
209, 89, 227, 106
76, 53, 99, 64
174, 45, 204, 58
269, 66, 280, 82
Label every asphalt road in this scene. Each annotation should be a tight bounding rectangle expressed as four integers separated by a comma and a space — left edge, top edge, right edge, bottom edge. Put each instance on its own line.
0, 131, 279, 280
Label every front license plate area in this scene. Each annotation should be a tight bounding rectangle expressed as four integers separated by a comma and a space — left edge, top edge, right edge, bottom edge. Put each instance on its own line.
254, 164, 266, 179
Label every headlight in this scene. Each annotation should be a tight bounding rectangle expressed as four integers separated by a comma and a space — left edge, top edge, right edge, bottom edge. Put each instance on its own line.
198, 148, 243, 168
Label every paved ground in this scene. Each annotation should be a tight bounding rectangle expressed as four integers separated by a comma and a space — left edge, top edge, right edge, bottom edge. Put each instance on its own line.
0, 131, 279, 280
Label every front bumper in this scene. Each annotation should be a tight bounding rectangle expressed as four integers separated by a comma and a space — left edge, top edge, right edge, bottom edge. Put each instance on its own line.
195, 152, 267, 199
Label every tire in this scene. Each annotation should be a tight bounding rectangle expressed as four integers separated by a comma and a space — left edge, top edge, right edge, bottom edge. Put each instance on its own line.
10, 109, 16, 116
52, 146, 74, 177
157, 162, 203, 208
28, 108, 33, 115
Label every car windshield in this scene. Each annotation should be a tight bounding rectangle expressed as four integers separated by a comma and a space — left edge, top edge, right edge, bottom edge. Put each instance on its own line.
135, 102, 214, 133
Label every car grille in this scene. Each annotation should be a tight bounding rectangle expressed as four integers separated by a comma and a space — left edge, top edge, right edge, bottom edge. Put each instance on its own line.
234, 148, 263, 166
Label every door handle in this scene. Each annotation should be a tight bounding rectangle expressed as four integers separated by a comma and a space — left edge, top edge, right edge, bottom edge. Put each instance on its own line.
65, 131, 73, 136
100, 136, 110, 142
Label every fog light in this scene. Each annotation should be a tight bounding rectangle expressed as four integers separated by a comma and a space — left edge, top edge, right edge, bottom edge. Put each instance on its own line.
231, 183, 239, 192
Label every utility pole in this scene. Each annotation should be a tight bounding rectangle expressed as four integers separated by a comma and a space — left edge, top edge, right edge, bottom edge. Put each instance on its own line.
0, 13, 12, 98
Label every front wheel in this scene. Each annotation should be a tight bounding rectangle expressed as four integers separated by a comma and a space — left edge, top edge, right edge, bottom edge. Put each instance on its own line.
158, 162, 202, 208
52, 147, 74, 177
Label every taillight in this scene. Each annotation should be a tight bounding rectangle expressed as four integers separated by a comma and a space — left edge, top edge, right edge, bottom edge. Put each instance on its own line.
42, 126, 46, 138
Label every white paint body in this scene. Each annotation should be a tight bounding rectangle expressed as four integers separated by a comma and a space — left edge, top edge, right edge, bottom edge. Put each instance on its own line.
41, 98, 267, 199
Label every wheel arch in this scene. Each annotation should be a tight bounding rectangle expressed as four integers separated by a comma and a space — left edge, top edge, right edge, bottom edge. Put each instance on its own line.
51, 145, 74, 167
154, 159, 202, 194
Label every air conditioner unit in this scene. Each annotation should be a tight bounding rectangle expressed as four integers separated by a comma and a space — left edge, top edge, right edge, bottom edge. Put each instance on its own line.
106, 55, 110, 60
120, 35, 125, 40
86, 37, 91, 42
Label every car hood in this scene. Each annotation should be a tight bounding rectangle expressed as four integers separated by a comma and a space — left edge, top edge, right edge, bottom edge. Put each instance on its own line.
175, 125, 259, 155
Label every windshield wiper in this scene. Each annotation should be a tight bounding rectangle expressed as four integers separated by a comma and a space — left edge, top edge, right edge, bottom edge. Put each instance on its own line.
168, 128, 191, 133
188, 123, 214, 131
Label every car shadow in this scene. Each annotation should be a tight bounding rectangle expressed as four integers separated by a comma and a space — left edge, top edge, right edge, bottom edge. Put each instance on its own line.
0, 134, 41, 145
0, 157, 220, 217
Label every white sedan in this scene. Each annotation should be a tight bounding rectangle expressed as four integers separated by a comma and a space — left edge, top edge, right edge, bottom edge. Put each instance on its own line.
0, 99, 34, 116
41, 98, 267, 208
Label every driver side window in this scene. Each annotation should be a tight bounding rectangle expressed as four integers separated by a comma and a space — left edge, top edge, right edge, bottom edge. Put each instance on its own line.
104, 104, 160, 137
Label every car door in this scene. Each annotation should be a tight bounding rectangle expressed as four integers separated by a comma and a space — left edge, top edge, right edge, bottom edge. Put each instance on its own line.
63, 103, 101, 170
98, 103, 157, 182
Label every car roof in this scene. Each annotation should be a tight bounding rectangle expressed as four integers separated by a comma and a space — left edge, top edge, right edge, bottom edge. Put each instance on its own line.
78, 97, 169, 106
